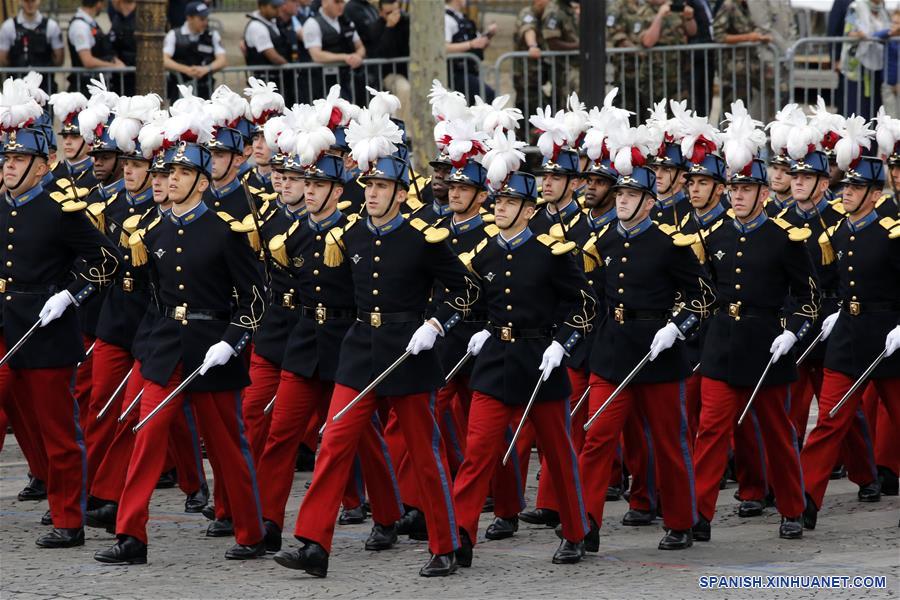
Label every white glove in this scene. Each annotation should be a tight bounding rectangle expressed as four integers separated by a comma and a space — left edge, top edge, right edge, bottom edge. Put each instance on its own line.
199, 341, 237, 375
405, 320, 441, 356
38, 290, 75, 327
467, 329, 491, 356
538, 341, 565, 381
820, 312, 839, 341
885, 326, 900, 358
649, 322, 681, 361
769, 330, 798, 362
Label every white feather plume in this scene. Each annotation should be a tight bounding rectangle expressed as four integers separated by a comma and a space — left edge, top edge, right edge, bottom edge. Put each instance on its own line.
243, 76, 285, 124
440, 117, 489, 167
312, 85, 353, 130
471, 94, 522, 134
170, 85, 206, 116
77, 76, 119, 144
835, 115, 875, 171
366, 86, 401, 119
582, 88, 632, 162
345, 109, 403, 171
767, 103, 807, 156
875, 106, 900, 160
109, 94, 162, 154
483, 129, 526, 190
809, 96, 845, 149
677, 109, 721, 164
208, 85, 249, 128
48, 91, 88, 124
529, 105, 568, 160
0, 76, 44, 131
428, 79, 468, 121
291, 103, 337, 166
722, 100, 767, 175
606, 125, 656, 176
562, 91, 589, 147
21, 72, 49, 106
163, 99, 214, 146
138, 109, 169, 159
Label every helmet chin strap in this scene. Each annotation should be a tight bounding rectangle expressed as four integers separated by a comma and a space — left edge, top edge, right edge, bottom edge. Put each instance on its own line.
11, 155, 37, 191
622, 190, 648, 224
374, 181, 400, 219
500, 196, 529, 230
181, 171, 201, 204
846, 184, 872, 215
310, 181, 337, 215
696, 184, 719, 213
461, 187, 480, 215
215, 154, 236, 183
658, 170, 677, 196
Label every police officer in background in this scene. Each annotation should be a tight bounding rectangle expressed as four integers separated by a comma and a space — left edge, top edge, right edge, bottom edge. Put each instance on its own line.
0, 0, 64, 93
109, 0, 137, 94
302, 0, 366, 102
163, 1, 227, 102
67, 0, 124, 94
444, 0, 496, 103
244, 0, 295, 102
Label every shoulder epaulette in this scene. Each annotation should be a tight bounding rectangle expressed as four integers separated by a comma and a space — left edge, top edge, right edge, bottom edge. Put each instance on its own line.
549, 212, 581, 241
405, 195, 425, 212
537, 232, 576, 255
337, 199, 353, 211
773, 217, 812, 242
829, 198, 846, 215
875, 193, 891, 208
269, 220, 302, 268
818, 223, 840, 265
459, 236, 490, 272
127, 215, 161, 267
484, 223, 500, 237
708, 218, 727, 234
49, 189, 88, 213
86, 200, 107, 231
879, 216, 898, 231
409, 217, 450, 243
217, 210, 256, 233
581, 227, 607, 273
678, 211, 692, 230
321, 213, 361, 267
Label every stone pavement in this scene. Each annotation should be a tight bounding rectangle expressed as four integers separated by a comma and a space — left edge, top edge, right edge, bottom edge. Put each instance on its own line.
0, 434, 897, 600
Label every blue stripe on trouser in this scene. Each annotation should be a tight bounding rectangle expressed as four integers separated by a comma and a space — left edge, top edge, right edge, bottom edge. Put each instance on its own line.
677, 380, 698, 525
503, 426, 526, 511
563, 396, 590, 533
351, 455, 366, 502
231, 391, 265, 535
182, 401, 208, 486
429, 393, 459, 549
371, 413, 405, 516
72, 366, 87, 524
749, 408, 769, 493
443, 408, 465, 464
640, 412, 658, 511
783, 386, 806, 499
853, 406, 879, 481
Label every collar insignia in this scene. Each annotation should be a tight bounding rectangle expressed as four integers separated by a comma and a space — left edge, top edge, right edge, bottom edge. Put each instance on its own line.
714, 250, 725, 260
351, 254, 362, 264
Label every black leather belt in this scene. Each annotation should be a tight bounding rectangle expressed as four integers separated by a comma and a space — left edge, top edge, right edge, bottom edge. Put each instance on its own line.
357, 310, 424, 328
466, 311, 490, 323
0, 279, 62, 295
162, 305, 230, 321
842, 300, 900, 316
301, 305, 354, 323
717, 304, 779, 320
489, 324, 554, 342
608, 306, 671, 324
116, 276, 149, 293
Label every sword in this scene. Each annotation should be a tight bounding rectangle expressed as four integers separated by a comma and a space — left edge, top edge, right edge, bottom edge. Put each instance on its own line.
0, 318, 42, 369
263, 394, 276, 415
692, 362, 701, 374
444, 351, 472, 383
795, 330, 824, 367
737, 353, 777, 426
502, 372, 544, 466
118, 388, 145, 422
96, 367, 133, 421
78, 342, 96, 368
829, 349, 887, 419
133, 364, 203, 433
569, 385, 591, 418
584, 350, 653, 431
332, 351, 412, 422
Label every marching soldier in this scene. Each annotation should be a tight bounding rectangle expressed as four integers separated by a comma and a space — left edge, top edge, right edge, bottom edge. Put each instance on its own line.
203, 127, 254, 220
582, 162, 713, 551
531, 148, 583, 237
801, 156, 900, 529
273, 121, 478, 577
246, 126, 276, 196
1, 125, 120, 548
765, 153, 794, 216
692, 153, 817, 542
452, 153, 596, 566
51, 101, 97, 189
94, 126, 267, 564
254, 153, 403, 554
408, 151, 453, 225
651, 142, 690, 230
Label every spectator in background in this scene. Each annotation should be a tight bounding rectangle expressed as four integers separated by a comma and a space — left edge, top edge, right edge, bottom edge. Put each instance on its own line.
0, 0, 64, 94
876, 9, 900, 116
541, 0, 579, 107
686, 0, 715, 116
276, 0, 303, 103
445, 0, 496, 103
109, 0, 137, 94
343, 0, 379, 51
67, 0, 123, 94
369, 0, 410, 123
827, 0, 853, 113
714, 0, 772, 119
512, 0, 548, 119
302, 0, 366, 102
840, 0, 891, 120
163, 1, 227, 102
295, 0, 314, 23
244, 0, 293, 100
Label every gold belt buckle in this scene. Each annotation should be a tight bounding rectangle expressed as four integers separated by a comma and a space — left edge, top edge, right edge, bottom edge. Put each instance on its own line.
728, 303, 741, 319
614, 307, 625, 324
848, 301, 860, 316
122, 277, 133, 292
0, 278, 6, 293
499, 326, 513, 341
282, 293, 294, 308
315, 306, 327, 324
173, 305, 187, 320
370, 311, 382, 328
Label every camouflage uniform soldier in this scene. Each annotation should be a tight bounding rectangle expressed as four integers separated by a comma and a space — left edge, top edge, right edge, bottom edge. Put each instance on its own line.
541, 0, 579, 109
608, 0, 696, 119
714, 0, 773, 118
513, 0, 548, 120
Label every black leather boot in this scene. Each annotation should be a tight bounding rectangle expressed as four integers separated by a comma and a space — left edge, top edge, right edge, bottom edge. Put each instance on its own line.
692, 516, 711, 542
201, 504, 216, 521
86, 501, 118, 535
206, 517, 234, 537
36, 527, 84, 548
273, 541, 329, 577
395, 508, 428, 540
658, 529, 693, 550
518, 508, 560, 527
156, 468, 177, 489
738, 499, 765, 517
802, 494, 818, 530
40, 510, 52, 526
551, 539, 584, 564
419, 552, 457, 577
606, 485, 623, 501
225, 540, 266, 560
857, 480, 882, 503
94, 535, 147, 564
484, 516, 518, 540
779, 516, 803, 539
878, 466, 899, 496
338, 505, 367, 525
264, 519, 282, 553
364, 523, 398, 551
481, 497, 494, 513
622, 508, 655, 526
184, 482, 209, 513
295, 444, 316, 472
455, 529, 473, 568
17, 475, 47, 501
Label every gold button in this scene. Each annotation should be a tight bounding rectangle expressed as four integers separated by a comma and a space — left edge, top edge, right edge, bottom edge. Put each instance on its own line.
10, 211, 16, 217
316, 235, 322, 241
849, 236, 855, 242
735, 268, 741, 274
290, 289, 295, 294
314, 252, 320, 258
125, 271, 131, 277
851, 295, 858, 301
178, 229, 184, 235
848, 251, 853, 256
451, 239, 458, 244
375, 240, 381, 246
505, 271, 511, 277
735, 284, 741, 290
176, 266, 182, 272
373, 289, 379, 295
374, 307, 380, 311
624, 242, 630, 248
176, 247, 182, 253
849, 281, 855, 287
618, 273, 624, 279
736, 251, 743, 257
6, 245, 11, 250
315, 286, 321, 292
507, 254, 513, 260
373, 272, 379, 278
5, 261, 11, 267
214, 201, 221, 207
506, 305, 512, 311
374, 256, 380, 262
588, 280, 593, 285
621, 257, 627, 263
4, 296, 10, 301
504, 288, 511, 294
847, 266, 853, 272
803, 222, 810, 228
314, 269, 320, 276
8, 227, 13, 233
178, 284, 185, 290
739, 237, 746, 242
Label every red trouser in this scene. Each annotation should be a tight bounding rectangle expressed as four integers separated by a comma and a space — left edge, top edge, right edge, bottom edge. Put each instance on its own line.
73, 334, 95, 434
733, 406, 769, 502
863, 384, 900, 472
0, 379, 48, 480
84, 340, 134, 487
489, 420, 530, 518
685, 372, 702, 444
695, 377, 805, 520
582, 375, 696, 530
116, 365, 263, 545
789, 364, 824, 443
295, 384, 457, 555
453, 392, 588, 544
257, 371, 402, 529
801, 371, 900, 509
623, 409, 657, 512
0, 339, 85, 528
435, 377, 470, 476
242, 351, 279, 463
